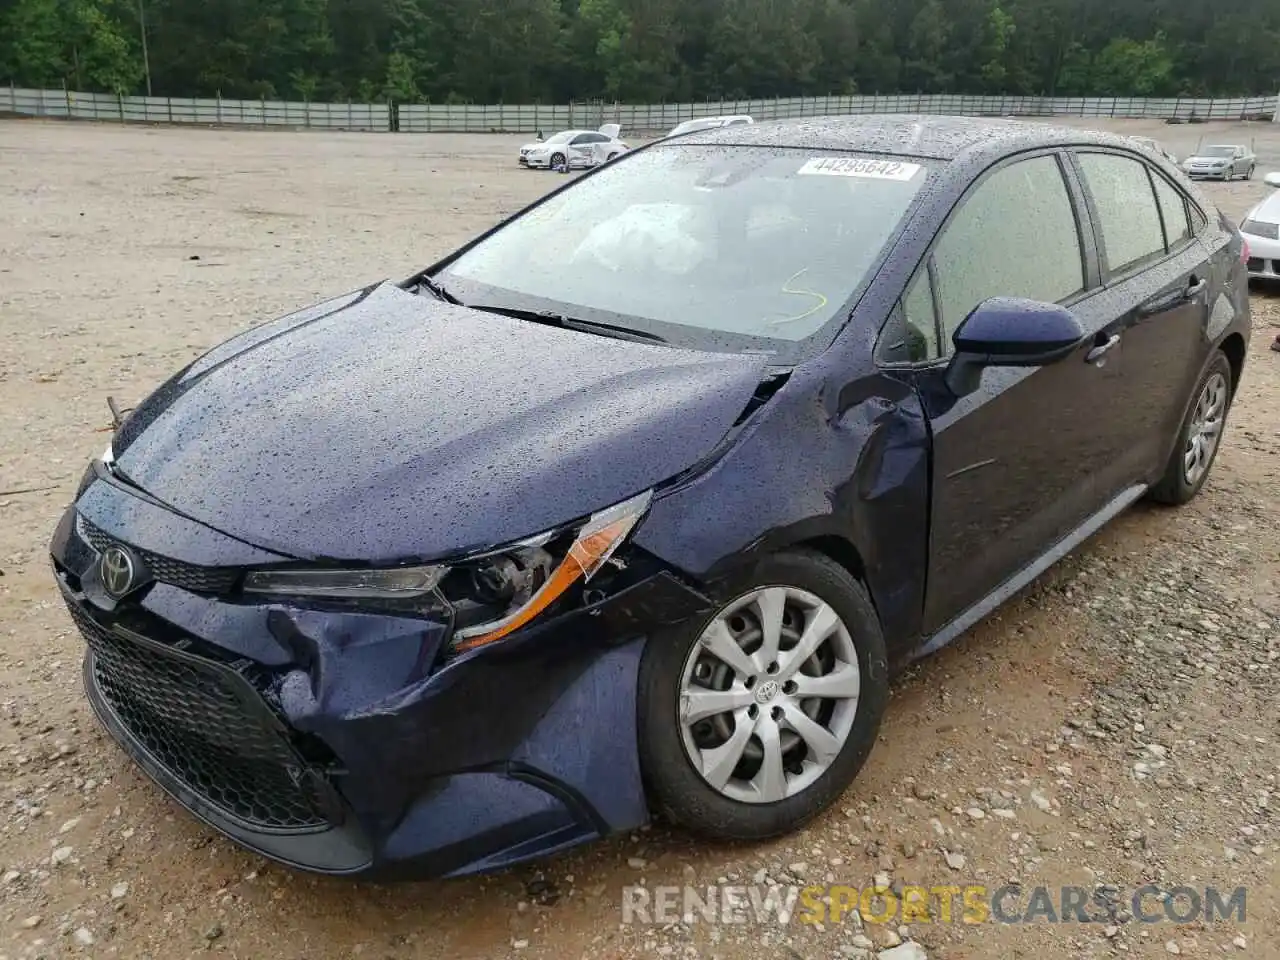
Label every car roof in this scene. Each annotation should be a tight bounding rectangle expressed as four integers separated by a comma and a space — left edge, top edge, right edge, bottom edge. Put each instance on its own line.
670, 113, 1173, 164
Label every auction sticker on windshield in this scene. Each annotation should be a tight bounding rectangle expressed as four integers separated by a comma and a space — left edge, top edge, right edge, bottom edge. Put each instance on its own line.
797, 157, 922, 180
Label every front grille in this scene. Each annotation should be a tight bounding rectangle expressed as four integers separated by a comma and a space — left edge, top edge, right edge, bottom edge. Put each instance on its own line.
77, 515, 240, 594
68, 603, 331, 832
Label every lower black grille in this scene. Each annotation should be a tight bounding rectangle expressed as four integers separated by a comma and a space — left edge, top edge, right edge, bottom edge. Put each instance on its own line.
68, 602, 331, 832
1248, 257, 1266, 272
77, 515, 240, 594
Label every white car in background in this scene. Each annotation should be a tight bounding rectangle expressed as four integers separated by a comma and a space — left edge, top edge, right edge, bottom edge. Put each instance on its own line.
1127, 135, 1177, 164
518, 124, 629, 170
665, 115, 754, 138
1241, 172, 1280, 281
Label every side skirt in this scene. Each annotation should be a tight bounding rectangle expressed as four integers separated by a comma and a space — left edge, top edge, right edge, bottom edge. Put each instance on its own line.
913, 483, 1148, 661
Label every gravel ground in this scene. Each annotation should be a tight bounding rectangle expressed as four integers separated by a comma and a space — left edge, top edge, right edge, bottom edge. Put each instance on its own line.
1, 117, 1278, 960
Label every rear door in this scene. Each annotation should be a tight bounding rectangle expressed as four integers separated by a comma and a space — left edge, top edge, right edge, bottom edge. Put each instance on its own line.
893, 151, 1136, 632
1069, 150, 1212, 483
567, 133, 597, 166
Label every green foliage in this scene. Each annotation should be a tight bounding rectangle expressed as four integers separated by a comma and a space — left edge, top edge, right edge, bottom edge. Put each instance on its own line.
1, 0, 1278, 100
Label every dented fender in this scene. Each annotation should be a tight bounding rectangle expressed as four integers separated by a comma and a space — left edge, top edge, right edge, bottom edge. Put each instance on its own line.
632, 371, 931, 664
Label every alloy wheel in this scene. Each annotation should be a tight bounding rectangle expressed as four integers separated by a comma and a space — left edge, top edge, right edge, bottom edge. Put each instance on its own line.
1183, 371, 1227, 486
676, 586, 860, 804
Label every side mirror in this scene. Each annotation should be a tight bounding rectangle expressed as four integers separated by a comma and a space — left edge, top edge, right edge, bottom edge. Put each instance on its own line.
945, 297, 1086, 398
1264, 172, 1280, 188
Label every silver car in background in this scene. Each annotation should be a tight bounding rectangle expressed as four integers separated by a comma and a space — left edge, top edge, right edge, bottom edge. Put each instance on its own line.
1181, 144, 1256, 181
1242, 172, 1280, 281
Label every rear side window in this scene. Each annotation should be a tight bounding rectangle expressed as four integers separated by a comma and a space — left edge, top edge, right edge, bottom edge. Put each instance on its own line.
1151, 174, 1192, 249
931, 154, 1085, 343
1078, 153, 1166, 273
1190, 204, 1208, 234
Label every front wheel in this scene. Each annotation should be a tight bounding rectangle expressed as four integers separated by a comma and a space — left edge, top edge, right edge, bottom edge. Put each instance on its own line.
638, 550, 888, 841
1245, 165, 1255, 181
1148, 351, 1233, 505
550, 152, 566, 171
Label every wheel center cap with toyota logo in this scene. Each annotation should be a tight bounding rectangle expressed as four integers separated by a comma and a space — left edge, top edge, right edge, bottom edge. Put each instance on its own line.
754, 679, 781, 704
100, 545, 139, 598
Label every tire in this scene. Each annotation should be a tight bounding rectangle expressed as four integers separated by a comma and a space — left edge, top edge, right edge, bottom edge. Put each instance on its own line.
606, 152, 619, 162
1245, 165, 1255, 181
550, 152, 566, 171
637, 549, 888, 841
1148, 351, 1234, 506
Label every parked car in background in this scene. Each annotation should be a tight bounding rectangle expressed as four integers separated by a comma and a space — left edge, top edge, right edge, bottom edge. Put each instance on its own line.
54, 115, 1250, 881
518, 124, 629, 169
1128, 135, 1177, 164
1181, 144, 1255, 180
666, 115, 754, 138
1241, 172, 1280, 281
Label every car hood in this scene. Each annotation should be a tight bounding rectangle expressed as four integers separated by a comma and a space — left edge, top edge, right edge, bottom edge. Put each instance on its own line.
110, 282, 769, 563
1245, 190, 1280, 224
1185, 155, 1229, 164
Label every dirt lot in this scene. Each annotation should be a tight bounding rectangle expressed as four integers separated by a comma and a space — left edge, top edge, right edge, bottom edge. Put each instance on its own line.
1, 116, 1279, 960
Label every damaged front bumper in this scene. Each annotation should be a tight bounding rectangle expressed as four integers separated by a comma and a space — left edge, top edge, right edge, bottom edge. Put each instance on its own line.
51, 473, 712, 879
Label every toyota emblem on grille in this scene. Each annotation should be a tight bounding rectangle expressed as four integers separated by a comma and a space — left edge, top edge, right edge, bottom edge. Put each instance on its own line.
100, 545, 137, 597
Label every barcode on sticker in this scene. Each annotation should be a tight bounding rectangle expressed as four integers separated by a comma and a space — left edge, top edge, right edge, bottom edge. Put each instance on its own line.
797, 157, 922, 181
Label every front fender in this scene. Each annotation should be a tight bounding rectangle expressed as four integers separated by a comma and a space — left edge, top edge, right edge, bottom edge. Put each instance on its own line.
631, 373, 931, 663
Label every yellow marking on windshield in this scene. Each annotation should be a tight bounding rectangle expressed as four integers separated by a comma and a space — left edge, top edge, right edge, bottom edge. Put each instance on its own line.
769, 268, 829, 325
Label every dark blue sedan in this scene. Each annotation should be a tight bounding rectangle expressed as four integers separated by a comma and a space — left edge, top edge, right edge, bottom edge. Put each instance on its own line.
51, 115, 1251, 879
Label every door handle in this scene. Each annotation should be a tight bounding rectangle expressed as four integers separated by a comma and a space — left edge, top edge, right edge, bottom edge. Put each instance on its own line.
1184, 277, 1208, 299
1086, 334, 1120, 365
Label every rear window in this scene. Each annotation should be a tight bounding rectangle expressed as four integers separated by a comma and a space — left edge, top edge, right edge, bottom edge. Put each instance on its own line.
439, 146, 932, 358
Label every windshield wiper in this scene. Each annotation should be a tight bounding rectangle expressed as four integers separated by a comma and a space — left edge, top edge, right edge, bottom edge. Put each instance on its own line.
416, 274, 461, 305
466, 305, 667, 344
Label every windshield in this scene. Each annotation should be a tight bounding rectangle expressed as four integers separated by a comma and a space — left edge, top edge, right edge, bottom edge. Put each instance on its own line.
542, 131, 574, 144
437, 145, 931, 358
1202, 146, 1235, 158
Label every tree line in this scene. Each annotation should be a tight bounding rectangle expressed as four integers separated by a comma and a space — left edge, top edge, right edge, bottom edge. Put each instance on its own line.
1, 0, 1277, 104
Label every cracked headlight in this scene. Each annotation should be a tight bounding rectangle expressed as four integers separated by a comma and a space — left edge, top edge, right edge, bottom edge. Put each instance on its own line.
242, 489, 654, 649
450, 488, 653, 651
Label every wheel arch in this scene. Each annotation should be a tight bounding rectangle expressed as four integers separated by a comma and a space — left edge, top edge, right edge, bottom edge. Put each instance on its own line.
1218, 332, 1246, 396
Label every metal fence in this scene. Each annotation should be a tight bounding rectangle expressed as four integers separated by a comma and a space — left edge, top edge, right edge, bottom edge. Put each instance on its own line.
6, 85, 1279, 133
3, 87, 389, 131
401, 94, 1280, 133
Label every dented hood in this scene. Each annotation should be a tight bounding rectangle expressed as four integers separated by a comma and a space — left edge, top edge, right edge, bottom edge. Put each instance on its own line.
111, 282, 768, 563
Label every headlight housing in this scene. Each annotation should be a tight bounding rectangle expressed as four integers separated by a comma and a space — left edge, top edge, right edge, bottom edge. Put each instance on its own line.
242, 489, 654, 651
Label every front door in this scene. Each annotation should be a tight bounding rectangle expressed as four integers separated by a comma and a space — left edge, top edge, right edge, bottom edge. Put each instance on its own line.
908, 151, 1132, 633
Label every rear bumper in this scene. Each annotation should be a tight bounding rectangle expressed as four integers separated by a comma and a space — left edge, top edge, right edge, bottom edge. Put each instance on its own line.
54, 475, 713, 879
1244, 232, 1280, 280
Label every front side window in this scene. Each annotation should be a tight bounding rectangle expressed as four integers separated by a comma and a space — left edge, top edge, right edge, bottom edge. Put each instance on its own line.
930, 154, 1085, 344
438, 147, 932, 360
1078, 152, 1166, 274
